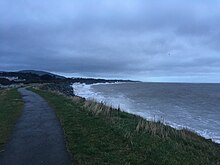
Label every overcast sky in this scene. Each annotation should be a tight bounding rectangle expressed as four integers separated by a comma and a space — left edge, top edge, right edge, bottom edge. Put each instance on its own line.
1, 0, 220, 82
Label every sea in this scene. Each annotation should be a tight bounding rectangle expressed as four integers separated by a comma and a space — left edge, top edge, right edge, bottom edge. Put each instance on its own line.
72, 82, 220, 144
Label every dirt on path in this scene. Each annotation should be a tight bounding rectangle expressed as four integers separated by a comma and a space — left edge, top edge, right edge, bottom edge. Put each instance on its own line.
0, 88, 72, 165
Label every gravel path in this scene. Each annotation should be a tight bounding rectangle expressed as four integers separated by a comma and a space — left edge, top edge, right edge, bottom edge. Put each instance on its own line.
0, 88, 72, 165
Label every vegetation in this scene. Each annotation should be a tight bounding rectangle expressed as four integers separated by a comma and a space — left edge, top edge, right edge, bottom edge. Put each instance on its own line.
0, 70, 137, 86
0, 89, 23, 150
30, 88, 220, 165
0, 78, 11, 85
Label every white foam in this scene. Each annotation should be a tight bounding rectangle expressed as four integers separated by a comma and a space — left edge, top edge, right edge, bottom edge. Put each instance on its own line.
72, 83, 103, 100
72, 82, 132, 110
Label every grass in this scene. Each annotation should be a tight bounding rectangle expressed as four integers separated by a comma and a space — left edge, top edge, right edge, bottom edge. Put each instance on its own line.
30, 87, 220, 165
0, 88, 23, 150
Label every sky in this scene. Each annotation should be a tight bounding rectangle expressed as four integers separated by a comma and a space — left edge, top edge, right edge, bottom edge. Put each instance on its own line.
1, 0, 220, 82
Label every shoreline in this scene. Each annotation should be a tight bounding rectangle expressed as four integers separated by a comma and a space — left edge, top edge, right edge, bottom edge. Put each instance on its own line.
36, 82, 220, 145
71, 82, 220, 145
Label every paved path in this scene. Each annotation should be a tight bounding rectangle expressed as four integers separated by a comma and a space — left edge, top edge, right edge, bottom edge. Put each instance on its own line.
0, 88, 72, 165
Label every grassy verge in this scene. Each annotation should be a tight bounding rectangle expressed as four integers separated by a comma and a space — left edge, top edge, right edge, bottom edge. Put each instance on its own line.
0, 89, 23, 150
30, 88, 220, 165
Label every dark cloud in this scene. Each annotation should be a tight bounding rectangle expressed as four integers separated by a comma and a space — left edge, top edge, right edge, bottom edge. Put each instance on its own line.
1, 0, 220, 82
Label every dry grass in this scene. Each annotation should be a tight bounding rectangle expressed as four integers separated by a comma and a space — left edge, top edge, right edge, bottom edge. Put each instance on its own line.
81, 98, 199, 141
83, 100, 112, 116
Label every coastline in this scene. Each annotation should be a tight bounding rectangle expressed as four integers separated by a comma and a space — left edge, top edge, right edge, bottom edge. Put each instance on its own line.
35, 82, 220, 144
71, 82, 220, 144
29, 86, 220, 164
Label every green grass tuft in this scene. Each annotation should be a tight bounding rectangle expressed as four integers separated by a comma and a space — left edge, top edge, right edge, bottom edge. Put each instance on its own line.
0, 89, 23, 150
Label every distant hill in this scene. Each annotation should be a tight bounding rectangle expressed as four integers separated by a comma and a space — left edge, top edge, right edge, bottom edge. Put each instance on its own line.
0, 70, 139, 85
19, 70, 65, 79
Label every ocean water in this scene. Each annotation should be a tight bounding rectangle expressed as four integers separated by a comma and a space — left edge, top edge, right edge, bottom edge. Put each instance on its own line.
72, 82, 220, 143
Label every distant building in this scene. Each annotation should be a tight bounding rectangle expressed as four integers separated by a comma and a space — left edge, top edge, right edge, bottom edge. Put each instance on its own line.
0, 76, 18, 81
0, 76, 26, 82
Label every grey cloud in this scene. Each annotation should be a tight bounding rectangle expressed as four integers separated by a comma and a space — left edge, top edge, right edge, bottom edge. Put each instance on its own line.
1, 0, 220, 82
